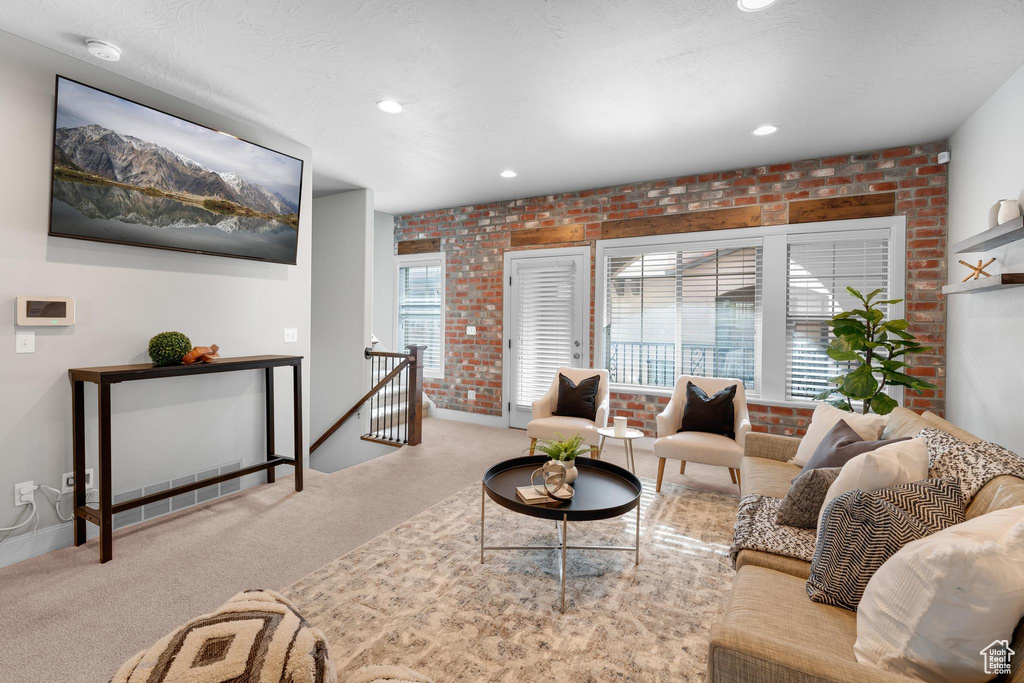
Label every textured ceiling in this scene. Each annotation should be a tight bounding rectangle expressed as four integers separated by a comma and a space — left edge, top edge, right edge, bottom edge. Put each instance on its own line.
3, 0, 1024, 214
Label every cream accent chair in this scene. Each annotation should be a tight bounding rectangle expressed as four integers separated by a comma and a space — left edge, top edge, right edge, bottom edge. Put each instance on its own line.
528, 368, 610, 459
654, 375, 750, 492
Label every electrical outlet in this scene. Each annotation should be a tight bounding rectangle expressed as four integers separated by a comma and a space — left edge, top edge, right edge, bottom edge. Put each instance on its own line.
61, 469, 94, 494
467, 389, 476, 401
14, 481, 34, 507
16, 331, 35, 354
466, 325, 477, 336
283, 327, 298, 343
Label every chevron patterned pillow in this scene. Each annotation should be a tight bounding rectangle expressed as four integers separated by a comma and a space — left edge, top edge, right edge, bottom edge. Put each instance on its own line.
806, 478, 965, 611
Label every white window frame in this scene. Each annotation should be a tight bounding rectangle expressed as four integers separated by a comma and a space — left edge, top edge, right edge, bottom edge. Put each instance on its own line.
394, 252, 446, 380
594, 215, 906, 407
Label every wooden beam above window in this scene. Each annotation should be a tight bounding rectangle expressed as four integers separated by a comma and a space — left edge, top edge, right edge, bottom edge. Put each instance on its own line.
600, 205, 761, 240
788, 193, 896, 224
510, 224, 586, 247
396, 238, 441, 255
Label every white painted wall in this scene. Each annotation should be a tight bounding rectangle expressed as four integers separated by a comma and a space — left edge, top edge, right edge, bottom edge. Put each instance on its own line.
310, 191, 390, 472
0, 33, 313, 565
947, 63, 1024, 454
372, 211, 396, 349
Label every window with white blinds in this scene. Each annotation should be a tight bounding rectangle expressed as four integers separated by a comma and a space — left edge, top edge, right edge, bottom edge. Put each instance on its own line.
786, 233, 890, 400
602, 243, 762, 391
595, 218, 903, 406
514, 259, 578, 406
396, 256, 444, 377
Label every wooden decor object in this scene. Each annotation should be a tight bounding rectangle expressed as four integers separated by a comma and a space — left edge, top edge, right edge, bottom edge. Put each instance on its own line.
600, 205, 761, 240
959, 258, 996, 282
397, 238, 440, 255
510, 224, 585, 247
788, 193, 896, 224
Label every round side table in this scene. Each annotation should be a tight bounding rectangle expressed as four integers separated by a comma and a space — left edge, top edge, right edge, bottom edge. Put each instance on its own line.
597, 426, 643, 474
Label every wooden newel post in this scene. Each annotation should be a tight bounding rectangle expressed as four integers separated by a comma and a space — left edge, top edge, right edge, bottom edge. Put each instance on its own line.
406, 344, 425, 446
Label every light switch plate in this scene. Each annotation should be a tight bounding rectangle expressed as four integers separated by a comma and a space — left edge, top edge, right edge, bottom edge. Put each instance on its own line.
16, 331, 35, 353
283, 328, 298, 343
467, 389, 476, 401
466, 325, 477, 336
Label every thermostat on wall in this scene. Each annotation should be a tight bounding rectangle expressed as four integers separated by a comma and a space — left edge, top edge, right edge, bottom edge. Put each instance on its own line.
16, 296, 75, 326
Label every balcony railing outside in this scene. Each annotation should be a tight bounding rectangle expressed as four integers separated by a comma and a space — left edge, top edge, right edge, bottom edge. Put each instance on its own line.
607, 340, 755, 388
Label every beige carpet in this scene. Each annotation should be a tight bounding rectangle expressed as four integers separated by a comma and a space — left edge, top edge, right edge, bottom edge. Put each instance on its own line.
0, 418, 738, 682
285, 479, 737, 682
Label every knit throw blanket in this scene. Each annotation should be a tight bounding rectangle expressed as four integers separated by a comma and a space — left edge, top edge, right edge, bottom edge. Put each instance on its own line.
728, 428, 1024, 567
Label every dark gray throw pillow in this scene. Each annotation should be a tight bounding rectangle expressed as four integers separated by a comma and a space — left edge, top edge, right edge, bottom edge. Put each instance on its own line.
806, 478, 965, 611
678, 382, 736, 439
796, 419, 910, 480
775, 467, 842, 528
553, 373, 601, 421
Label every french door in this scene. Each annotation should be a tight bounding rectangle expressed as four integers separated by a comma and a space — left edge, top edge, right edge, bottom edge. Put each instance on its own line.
505, 249, 589, 429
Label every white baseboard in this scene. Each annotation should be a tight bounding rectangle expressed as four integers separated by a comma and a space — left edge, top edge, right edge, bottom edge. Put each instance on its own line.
428, 406, 508, 428
0, 521, 81, 569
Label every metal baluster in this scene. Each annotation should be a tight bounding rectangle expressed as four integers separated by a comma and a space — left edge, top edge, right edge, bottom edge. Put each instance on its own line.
374, 357, 380, 437
399, 361, 405, 444
389, 357, 396, 442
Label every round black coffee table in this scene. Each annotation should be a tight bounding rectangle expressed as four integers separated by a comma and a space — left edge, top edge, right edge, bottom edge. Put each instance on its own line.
480, 455, 643, 613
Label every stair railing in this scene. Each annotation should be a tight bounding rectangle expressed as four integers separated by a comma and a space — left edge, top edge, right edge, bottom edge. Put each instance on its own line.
309, 344, 424, 454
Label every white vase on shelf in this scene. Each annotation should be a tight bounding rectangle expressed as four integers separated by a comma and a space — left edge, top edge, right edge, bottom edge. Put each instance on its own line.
997, 199, 1021, 225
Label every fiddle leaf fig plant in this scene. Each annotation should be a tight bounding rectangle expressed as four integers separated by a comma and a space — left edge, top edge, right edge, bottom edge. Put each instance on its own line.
814, 287, 936, 415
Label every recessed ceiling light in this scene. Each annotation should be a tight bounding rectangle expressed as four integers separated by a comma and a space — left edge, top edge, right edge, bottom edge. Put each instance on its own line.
737, 0, 777, 11
86, 39, 121, 62
500, 170, 517, 178
376, 100, 403, 114
751, 124, 780, 136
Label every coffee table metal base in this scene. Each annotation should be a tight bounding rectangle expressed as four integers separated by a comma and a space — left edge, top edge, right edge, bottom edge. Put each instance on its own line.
480, 483, 640, 613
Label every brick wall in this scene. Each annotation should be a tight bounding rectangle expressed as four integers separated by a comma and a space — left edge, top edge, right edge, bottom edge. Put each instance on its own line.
395, 142, 948, 437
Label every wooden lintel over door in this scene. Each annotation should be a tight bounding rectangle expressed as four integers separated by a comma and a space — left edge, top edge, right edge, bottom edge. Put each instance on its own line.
788, 192, 896, 224
510, 224, 586, 248
397, 238, 441, 255
600, 205, 761, 240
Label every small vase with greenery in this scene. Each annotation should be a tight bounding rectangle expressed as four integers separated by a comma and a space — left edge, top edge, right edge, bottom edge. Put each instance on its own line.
535, 432, 588, 483
814, 287, 936, 415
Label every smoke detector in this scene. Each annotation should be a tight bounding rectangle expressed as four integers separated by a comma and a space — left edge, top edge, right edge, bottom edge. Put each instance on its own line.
86, 39, 121, 62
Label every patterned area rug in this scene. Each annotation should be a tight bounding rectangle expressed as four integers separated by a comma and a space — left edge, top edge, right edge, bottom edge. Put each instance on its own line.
284, 479, 738, 682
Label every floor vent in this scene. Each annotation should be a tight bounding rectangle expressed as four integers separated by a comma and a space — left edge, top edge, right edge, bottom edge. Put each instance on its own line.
112, 459, 244, 530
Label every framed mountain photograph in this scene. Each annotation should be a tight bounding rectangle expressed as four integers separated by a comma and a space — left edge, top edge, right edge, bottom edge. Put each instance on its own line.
49, 76, 303, 265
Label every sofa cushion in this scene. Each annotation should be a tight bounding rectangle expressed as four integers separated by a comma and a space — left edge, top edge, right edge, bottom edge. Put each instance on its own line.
734, 548, 812, 579
807, 479, 965, 611
967, 474, 1024, 519
817, 438, 929, 530
654, 431, 743, 468
679, 381, 737, 439
799, 419, 909, 476
921, 410, 981, 444
718, 565, 860, 665
855, 506, 1024, 682
776, 467, 842, 528
740, 455, 800, 499
553, 373, 600, 421
880, 406, 930, 440
111, 589, 336, 683
793, 403, 887, 467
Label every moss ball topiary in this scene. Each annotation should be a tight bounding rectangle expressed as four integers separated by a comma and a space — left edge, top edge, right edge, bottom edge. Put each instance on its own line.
148, 331, 192, 366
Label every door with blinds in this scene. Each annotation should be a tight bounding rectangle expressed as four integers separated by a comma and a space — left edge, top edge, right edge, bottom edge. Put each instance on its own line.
506, 251, 588, 429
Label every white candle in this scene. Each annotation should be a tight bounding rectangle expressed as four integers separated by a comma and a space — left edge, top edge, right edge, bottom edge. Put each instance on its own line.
613, 416, 627, 437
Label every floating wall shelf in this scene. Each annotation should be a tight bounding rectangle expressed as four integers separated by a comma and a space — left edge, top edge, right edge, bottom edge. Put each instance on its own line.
953, 215, 1024, 254
942, 272, 1024, 295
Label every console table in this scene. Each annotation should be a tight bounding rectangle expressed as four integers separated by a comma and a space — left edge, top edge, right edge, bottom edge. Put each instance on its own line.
69, 355, 303, 563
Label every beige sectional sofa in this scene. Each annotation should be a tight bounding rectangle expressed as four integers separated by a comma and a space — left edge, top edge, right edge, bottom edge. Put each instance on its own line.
708, 428, 1024, 683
